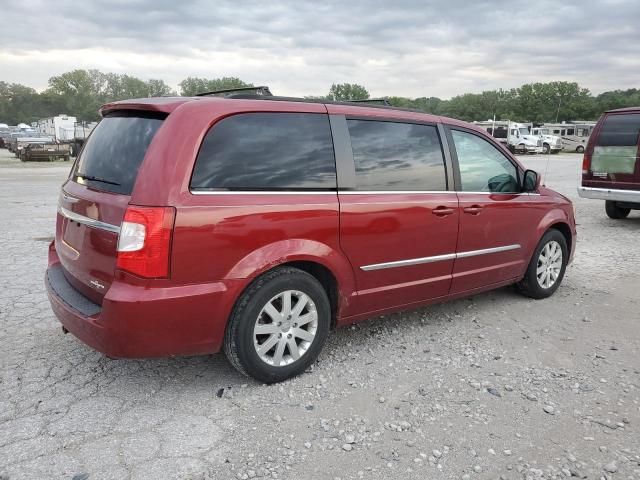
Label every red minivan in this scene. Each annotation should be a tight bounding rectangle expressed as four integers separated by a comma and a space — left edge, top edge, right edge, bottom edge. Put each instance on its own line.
579, 107, 640, 218
46, 93, 576, 383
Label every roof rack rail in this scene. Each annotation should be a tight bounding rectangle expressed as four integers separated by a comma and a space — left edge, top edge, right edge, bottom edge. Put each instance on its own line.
195, 86, 273, 97
350, 98, 392, 106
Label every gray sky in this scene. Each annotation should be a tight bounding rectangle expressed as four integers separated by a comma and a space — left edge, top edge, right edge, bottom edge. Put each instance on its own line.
0, 0, 638, 98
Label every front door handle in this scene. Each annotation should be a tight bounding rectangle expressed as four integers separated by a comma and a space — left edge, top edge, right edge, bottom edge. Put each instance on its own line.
463, 205, 483, 215
432, 206, 455, 217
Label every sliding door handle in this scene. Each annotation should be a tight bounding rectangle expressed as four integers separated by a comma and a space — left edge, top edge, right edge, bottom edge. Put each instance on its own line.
432, 206, 455, 216
463, 205, 483, 215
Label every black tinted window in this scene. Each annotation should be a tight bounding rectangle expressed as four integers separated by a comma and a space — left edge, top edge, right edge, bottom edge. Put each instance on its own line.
597, 114, 640, 147
73, 114, 164, 195
191, 113, 336, 190
347, 120, 446, 191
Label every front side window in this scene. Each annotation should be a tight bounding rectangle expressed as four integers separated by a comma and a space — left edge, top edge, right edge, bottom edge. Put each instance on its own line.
347, 120, 447, 191
452, 130, 519, 193
191, 113, 336, 190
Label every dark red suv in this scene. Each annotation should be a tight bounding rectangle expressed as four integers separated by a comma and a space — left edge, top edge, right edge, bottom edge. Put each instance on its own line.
46, 93, 576, 383
579, 107, 640, 218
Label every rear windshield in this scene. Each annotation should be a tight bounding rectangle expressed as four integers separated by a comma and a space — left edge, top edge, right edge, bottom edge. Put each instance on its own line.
597, 114, 640, 147
72, 113, 164, 195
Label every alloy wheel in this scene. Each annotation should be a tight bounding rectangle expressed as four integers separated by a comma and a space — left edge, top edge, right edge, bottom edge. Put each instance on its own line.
536, 240, 563, 289
253, 290, 318, 367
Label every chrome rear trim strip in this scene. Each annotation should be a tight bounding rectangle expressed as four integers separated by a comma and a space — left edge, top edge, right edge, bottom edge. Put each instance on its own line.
58, 206, 121, 234
360, 244, 521, 271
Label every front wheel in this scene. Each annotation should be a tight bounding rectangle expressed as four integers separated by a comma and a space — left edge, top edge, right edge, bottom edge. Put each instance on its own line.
517, 229, 568, 299
224, 267, 331, 383
605, 200, 630, 219
542, 143, 550, 154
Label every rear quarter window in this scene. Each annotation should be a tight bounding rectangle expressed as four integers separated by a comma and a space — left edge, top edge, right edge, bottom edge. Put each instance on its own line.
73, 113, 164, 195
191, 112, 336, 191
597, 114, 640, 147
592, 114, 640, 175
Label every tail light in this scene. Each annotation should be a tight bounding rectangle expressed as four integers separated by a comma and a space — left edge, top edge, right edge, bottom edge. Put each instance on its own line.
116, 206, 175, 278
581, 153, 591, 175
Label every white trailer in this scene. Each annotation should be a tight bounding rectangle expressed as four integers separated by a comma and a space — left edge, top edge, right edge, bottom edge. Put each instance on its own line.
37, 115, 77, 142
474, 120, 542, 154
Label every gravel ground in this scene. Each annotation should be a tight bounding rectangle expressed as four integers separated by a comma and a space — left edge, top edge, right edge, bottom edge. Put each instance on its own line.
0, 149, 638, 480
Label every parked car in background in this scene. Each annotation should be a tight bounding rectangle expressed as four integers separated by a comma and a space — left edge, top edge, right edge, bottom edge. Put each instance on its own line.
46, 92, 576, 383
579, 107, 640, 218
11, 135, 54, 158
0, 124, 9, 148
475, 120, 543, 154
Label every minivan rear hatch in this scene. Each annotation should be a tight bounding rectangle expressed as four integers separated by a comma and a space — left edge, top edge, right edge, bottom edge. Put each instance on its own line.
587, 112, 640, 190
56, 112, 165, 304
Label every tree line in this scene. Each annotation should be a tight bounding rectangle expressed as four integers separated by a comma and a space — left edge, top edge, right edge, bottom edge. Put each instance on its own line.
1, 69, 638, 125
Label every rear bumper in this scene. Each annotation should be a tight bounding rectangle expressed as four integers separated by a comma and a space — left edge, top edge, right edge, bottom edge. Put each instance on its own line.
45, 246, 243, 358
578, 186, 640, 203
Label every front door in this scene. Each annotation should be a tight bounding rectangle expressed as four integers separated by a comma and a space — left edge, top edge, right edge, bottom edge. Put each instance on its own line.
338, 119, 459, 314
447, 128, 534, 294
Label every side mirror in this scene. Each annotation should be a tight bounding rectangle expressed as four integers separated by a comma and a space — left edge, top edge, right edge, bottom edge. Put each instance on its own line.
522, 169, 540, 192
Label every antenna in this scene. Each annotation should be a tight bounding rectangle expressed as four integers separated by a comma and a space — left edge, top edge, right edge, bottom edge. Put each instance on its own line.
542, 142, 552, 186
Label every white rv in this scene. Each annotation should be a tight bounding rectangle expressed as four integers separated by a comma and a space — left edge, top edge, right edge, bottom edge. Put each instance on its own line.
531, 122, 595, 153
37, 115, 77, 142
474, 120, 542, 154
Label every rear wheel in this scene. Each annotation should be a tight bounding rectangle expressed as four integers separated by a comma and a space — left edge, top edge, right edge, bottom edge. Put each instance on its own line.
576, 145, 585, 153
224, 267, 331, 383
517, 229, 568, 299
605, 200, 630, 219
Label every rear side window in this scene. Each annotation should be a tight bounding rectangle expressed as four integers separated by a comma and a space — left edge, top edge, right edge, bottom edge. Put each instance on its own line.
592, 114, 640, 174
191, 113, 336, 191
347, 120, 447, 191
73, 114, 164, 195
597, 114, 640, 146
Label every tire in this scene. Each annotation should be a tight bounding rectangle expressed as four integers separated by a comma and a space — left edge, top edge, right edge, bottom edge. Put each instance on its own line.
517, 229, 568, 299
605, 200, 630, 219
224, 266, 331, 383
576, 145, 585, 154
542, 143, 550, 154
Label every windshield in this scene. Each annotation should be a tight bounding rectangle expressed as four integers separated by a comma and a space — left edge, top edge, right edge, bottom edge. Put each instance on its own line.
72, 113, 164, 195
518, 128, 529, 135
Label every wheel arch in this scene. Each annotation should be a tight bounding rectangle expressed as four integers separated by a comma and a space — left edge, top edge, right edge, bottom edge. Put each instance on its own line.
547, 222, 573, 257
531, 208, 575, 261
225, 239, 356, 326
